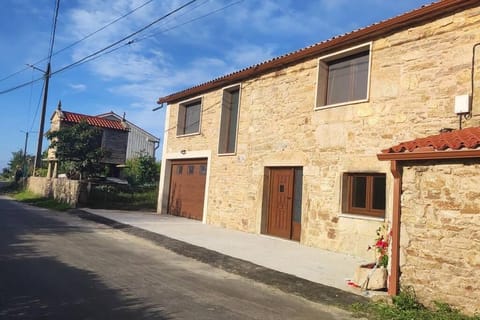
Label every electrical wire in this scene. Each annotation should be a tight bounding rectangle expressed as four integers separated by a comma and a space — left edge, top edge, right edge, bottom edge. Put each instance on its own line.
51, 0, 197, 77
0, 76, 44, 95
43, 0, 157, 69
29, 81, 45, 132
2, 0, 244, 96
0, 0, 156, 83
0, 0, 197, 95
139, 0, 243, 42
48, 0, 61, 62
53, 0, 243, 76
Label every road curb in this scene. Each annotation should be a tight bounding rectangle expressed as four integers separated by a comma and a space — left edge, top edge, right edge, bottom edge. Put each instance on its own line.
69, 209, 369, 307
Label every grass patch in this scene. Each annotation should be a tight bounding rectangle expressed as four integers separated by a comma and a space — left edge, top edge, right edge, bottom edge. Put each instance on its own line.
11, 190, 72, 211
351, 287, 480, 320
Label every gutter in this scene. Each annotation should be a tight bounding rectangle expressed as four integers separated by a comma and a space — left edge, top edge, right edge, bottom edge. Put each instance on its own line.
377, 149, 480, 161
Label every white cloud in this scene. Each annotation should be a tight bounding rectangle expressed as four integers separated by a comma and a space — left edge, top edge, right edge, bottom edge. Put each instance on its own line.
68, 83, 87, 92
226, 44, 276, 70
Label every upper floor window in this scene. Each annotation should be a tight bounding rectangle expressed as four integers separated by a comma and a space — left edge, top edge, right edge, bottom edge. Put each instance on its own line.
177, 99, 201, 136
342, 172, 385, 218
218, 86, 240, 154
316, 43, 371, 109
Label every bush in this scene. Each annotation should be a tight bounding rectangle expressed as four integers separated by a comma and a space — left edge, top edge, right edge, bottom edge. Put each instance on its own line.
123, 153, 160, 186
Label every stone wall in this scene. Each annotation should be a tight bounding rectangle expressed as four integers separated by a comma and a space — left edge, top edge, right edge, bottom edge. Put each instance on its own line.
27, 177, 85, 207
400, 160, 480, 315
161, 6, 480, 259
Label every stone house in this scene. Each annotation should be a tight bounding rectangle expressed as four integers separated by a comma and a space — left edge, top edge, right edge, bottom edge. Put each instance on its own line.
156, 0, 480, 309
47, 103, 129, 178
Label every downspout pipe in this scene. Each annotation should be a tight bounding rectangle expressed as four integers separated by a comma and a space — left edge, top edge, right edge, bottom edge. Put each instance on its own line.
389, 160, 402, 295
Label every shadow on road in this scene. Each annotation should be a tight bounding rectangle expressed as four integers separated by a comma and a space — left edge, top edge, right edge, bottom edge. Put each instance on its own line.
0, 197, 170, 320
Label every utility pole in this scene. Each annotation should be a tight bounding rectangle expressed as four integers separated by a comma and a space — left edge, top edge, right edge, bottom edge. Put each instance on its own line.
23, 131, 29, 175
34, 63, 51, 171
33, 0, 60, 173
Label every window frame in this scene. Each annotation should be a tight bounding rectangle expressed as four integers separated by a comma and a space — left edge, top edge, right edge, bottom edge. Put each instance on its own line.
218, 84, 241, 155
315, 42, 372, 110
176, 98, 202, 137
342, 172, 386, 218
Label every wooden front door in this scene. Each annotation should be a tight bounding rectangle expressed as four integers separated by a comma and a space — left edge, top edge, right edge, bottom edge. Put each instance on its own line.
168, 159, 207, 221
266, 167, 303, 241
267, 168, 294, 239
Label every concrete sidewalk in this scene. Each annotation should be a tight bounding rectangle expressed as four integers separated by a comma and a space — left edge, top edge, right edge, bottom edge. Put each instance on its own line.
74, 208, 372, 306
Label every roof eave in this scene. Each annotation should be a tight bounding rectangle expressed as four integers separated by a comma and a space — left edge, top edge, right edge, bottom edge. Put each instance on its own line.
377, 149, 480, 161
157, 0, 477, 105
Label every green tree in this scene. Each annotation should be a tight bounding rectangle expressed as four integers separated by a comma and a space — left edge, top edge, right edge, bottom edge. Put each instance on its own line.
46, 120, 107, 180
7, 149, 35, 178
8, 150, 25, 172
124, 152, 160, 186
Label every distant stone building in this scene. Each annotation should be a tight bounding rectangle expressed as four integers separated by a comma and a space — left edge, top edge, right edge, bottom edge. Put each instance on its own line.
47, 103, 159, 178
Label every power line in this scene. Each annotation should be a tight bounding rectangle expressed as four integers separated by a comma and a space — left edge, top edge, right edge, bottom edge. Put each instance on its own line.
53, 0, 245, 75
138, 0, 244, 42
0, 0, 197, 95
48, 0, 61, 60
0, 76, 44, 95
0, 0, 156, 84
29, 80, 45, 132
0, 0, 241, 95
44, 0, 156, 67
51, 0, 197, 77
50, 0, 243, 76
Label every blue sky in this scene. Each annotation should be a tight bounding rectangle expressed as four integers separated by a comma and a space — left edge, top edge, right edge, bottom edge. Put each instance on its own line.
0, 0, 432, 170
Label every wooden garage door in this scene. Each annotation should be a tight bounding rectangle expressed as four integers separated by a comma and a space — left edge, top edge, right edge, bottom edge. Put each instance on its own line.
168, 159, 207, 221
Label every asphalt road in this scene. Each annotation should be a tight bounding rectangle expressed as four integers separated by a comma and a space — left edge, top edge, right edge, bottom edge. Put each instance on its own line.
0, 196, 360, 320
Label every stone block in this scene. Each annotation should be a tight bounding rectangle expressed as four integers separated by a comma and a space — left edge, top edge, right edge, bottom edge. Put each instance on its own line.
353, 264, 388, 290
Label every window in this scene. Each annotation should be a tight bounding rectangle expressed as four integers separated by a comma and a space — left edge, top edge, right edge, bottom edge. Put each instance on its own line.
317, 43, 371, 108
177, 100, 201, 136
218, 86, 240, 154
176, 165, 183, 175
343, 173, 386, 218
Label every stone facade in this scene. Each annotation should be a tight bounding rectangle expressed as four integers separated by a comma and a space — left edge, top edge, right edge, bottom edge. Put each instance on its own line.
159, 5, 480, 260
27, 176, 85, 207
400, 160, 480, 315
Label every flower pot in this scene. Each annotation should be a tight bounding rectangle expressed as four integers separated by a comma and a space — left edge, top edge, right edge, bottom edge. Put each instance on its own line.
353, 264, 387, 290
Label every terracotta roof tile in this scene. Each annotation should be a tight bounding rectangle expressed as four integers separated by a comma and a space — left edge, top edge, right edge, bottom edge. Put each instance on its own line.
62, 111, 128, 131
382, 127, 480, 154
157, 0, 477, 104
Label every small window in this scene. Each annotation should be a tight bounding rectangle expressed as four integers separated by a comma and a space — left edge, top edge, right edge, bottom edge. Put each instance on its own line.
342, 173, 385, 218
199, 165, 207, 175
177, 100, 201, 136
187, 165, 195, 175
316, 44, 370, 108
176, 165, 183, 175
218, 86, 240, 154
